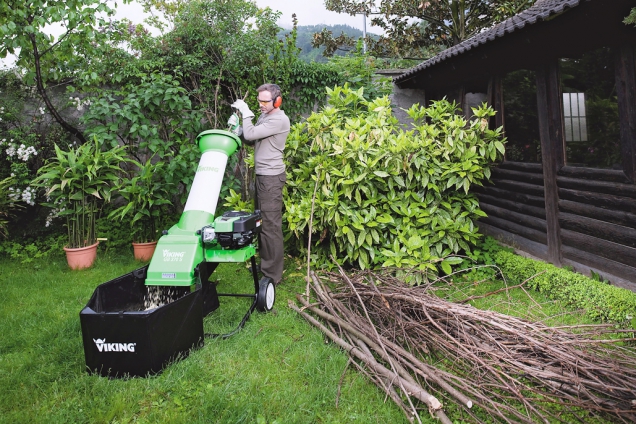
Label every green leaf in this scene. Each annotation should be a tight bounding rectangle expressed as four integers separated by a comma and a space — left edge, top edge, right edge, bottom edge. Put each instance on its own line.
440, 260, 452, 275
444, 256, 463, 265
346, 229, 356, 246
357, 230, 367, 247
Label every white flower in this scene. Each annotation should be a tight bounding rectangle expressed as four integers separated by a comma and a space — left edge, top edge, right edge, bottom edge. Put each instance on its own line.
8, 188, 19, 201
45, 209, 59, 227
17, 145, 37, 161
22, 193, 33, 205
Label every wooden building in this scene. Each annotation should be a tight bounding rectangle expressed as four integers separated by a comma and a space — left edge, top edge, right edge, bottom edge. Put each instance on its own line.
394, 0, 636, 290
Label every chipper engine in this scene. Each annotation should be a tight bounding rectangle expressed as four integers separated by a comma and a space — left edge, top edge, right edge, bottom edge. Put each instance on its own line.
79, 130, 275, 377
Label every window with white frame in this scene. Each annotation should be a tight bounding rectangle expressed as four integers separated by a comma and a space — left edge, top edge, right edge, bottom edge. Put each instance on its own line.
562, 92, 588, 142
559, 47, 620, 169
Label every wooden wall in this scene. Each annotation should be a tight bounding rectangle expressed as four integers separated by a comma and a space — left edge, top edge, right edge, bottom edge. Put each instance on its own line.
475, 162, 548, 260
473, 46, 636, 291
557, 167, 636, 287
477, 162, 636, 290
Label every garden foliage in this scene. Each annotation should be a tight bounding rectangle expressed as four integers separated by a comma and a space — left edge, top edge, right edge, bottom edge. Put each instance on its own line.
32, 139, 130, 249
494, 250, 636, 326
0, 0, 124, 143
0, 177, 22, 239
317, 0, 535, 58
108, 159, 175, 243
0, 0, 351, 250
0, 71, 52, 209
283, 85, 505, 274
125, 0, 343, 125
80, 72, 204, 205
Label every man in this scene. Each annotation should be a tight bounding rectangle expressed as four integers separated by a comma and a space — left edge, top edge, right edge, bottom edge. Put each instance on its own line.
231, 84, 290, 285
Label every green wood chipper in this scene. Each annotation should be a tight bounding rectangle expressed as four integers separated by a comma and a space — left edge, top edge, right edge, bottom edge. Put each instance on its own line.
79, 129, 274, 377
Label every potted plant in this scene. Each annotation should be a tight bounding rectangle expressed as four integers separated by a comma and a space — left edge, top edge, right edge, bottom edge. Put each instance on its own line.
109, 159, 174, 261
33, 138, 129, 269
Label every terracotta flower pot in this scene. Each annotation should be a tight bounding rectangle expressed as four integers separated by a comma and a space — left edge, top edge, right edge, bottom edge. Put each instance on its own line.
132, 241, 158, 262
64, 241, 99, 270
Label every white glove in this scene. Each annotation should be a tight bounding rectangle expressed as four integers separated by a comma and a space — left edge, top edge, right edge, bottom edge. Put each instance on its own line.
230, 99, 255, 120
227, 113, 242, 136
227, 113, 239, 128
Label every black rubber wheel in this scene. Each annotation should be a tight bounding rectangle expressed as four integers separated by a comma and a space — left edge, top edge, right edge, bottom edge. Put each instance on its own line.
256, 277, 275, 312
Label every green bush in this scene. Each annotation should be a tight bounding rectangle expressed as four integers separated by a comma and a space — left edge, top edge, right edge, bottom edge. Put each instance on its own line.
108, 159, 175, 243
283, 85, 505, 275
32, 139, 130, 249
0, 233, 66, 263
494, 250, 636, 325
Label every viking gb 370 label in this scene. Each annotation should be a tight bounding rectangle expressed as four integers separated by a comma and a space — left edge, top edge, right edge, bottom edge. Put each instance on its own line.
162, 249, 185, 262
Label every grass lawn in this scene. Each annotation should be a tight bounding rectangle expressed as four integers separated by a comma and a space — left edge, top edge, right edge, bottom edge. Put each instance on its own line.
0, 248, 614, 423
0, 249, 409, 424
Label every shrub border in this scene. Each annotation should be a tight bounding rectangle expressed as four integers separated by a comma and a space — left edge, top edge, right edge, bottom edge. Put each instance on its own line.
494, 250, 636, 326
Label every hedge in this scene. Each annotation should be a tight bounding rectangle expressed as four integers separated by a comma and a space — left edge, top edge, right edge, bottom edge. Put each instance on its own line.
493, 250, 636, 326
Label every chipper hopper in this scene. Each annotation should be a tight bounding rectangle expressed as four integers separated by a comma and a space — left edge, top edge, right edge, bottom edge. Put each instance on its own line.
79, 130, 275, 377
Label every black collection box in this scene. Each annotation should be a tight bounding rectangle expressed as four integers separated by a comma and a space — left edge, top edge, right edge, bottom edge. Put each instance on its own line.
79, 267, 204, 377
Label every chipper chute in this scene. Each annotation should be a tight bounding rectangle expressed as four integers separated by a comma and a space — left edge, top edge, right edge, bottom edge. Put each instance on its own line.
80, 129, 275, 378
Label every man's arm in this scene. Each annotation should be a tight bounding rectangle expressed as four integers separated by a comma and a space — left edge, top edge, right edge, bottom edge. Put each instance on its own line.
242, 115, 287, 141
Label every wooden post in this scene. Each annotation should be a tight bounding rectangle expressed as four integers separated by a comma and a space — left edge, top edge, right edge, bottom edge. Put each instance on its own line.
615, 45, 636, 183
536, 62, 564, 265
492, 75, 504, 130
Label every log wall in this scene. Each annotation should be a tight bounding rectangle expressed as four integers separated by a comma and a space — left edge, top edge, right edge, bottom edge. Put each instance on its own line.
557, 168, 636, 288
475, 162, 549, 260
476, 162, 636, 290
474, 46, 636, 291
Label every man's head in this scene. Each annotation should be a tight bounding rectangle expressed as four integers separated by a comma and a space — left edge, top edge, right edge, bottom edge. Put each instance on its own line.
256, 84, 282, 114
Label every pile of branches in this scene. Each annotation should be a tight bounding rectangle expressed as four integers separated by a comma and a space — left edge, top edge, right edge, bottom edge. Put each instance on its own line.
290, 266, 636, 423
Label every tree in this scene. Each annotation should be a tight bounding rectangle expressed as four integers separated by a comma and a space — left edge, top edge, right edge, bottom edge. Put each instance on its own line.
0, 0, 129, 143
314, 0, 536, 59
132, 0, 282, 128
625, 8, 636, 26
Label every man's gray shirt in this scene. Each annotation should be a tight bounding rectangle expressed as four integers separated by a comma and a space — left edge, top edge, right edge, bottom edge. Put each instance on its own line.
242, 109, 290, 176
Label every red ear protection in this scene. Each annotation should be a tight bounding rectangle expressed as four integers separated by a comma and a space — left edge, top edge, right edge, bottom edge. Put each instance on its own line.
273, 95, 282, 108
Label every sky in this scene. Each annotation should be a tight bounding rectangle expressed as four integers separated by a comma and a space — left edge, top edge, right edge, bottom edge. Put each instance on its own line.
0, 0, 370, 69
253, 0, 367, 29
